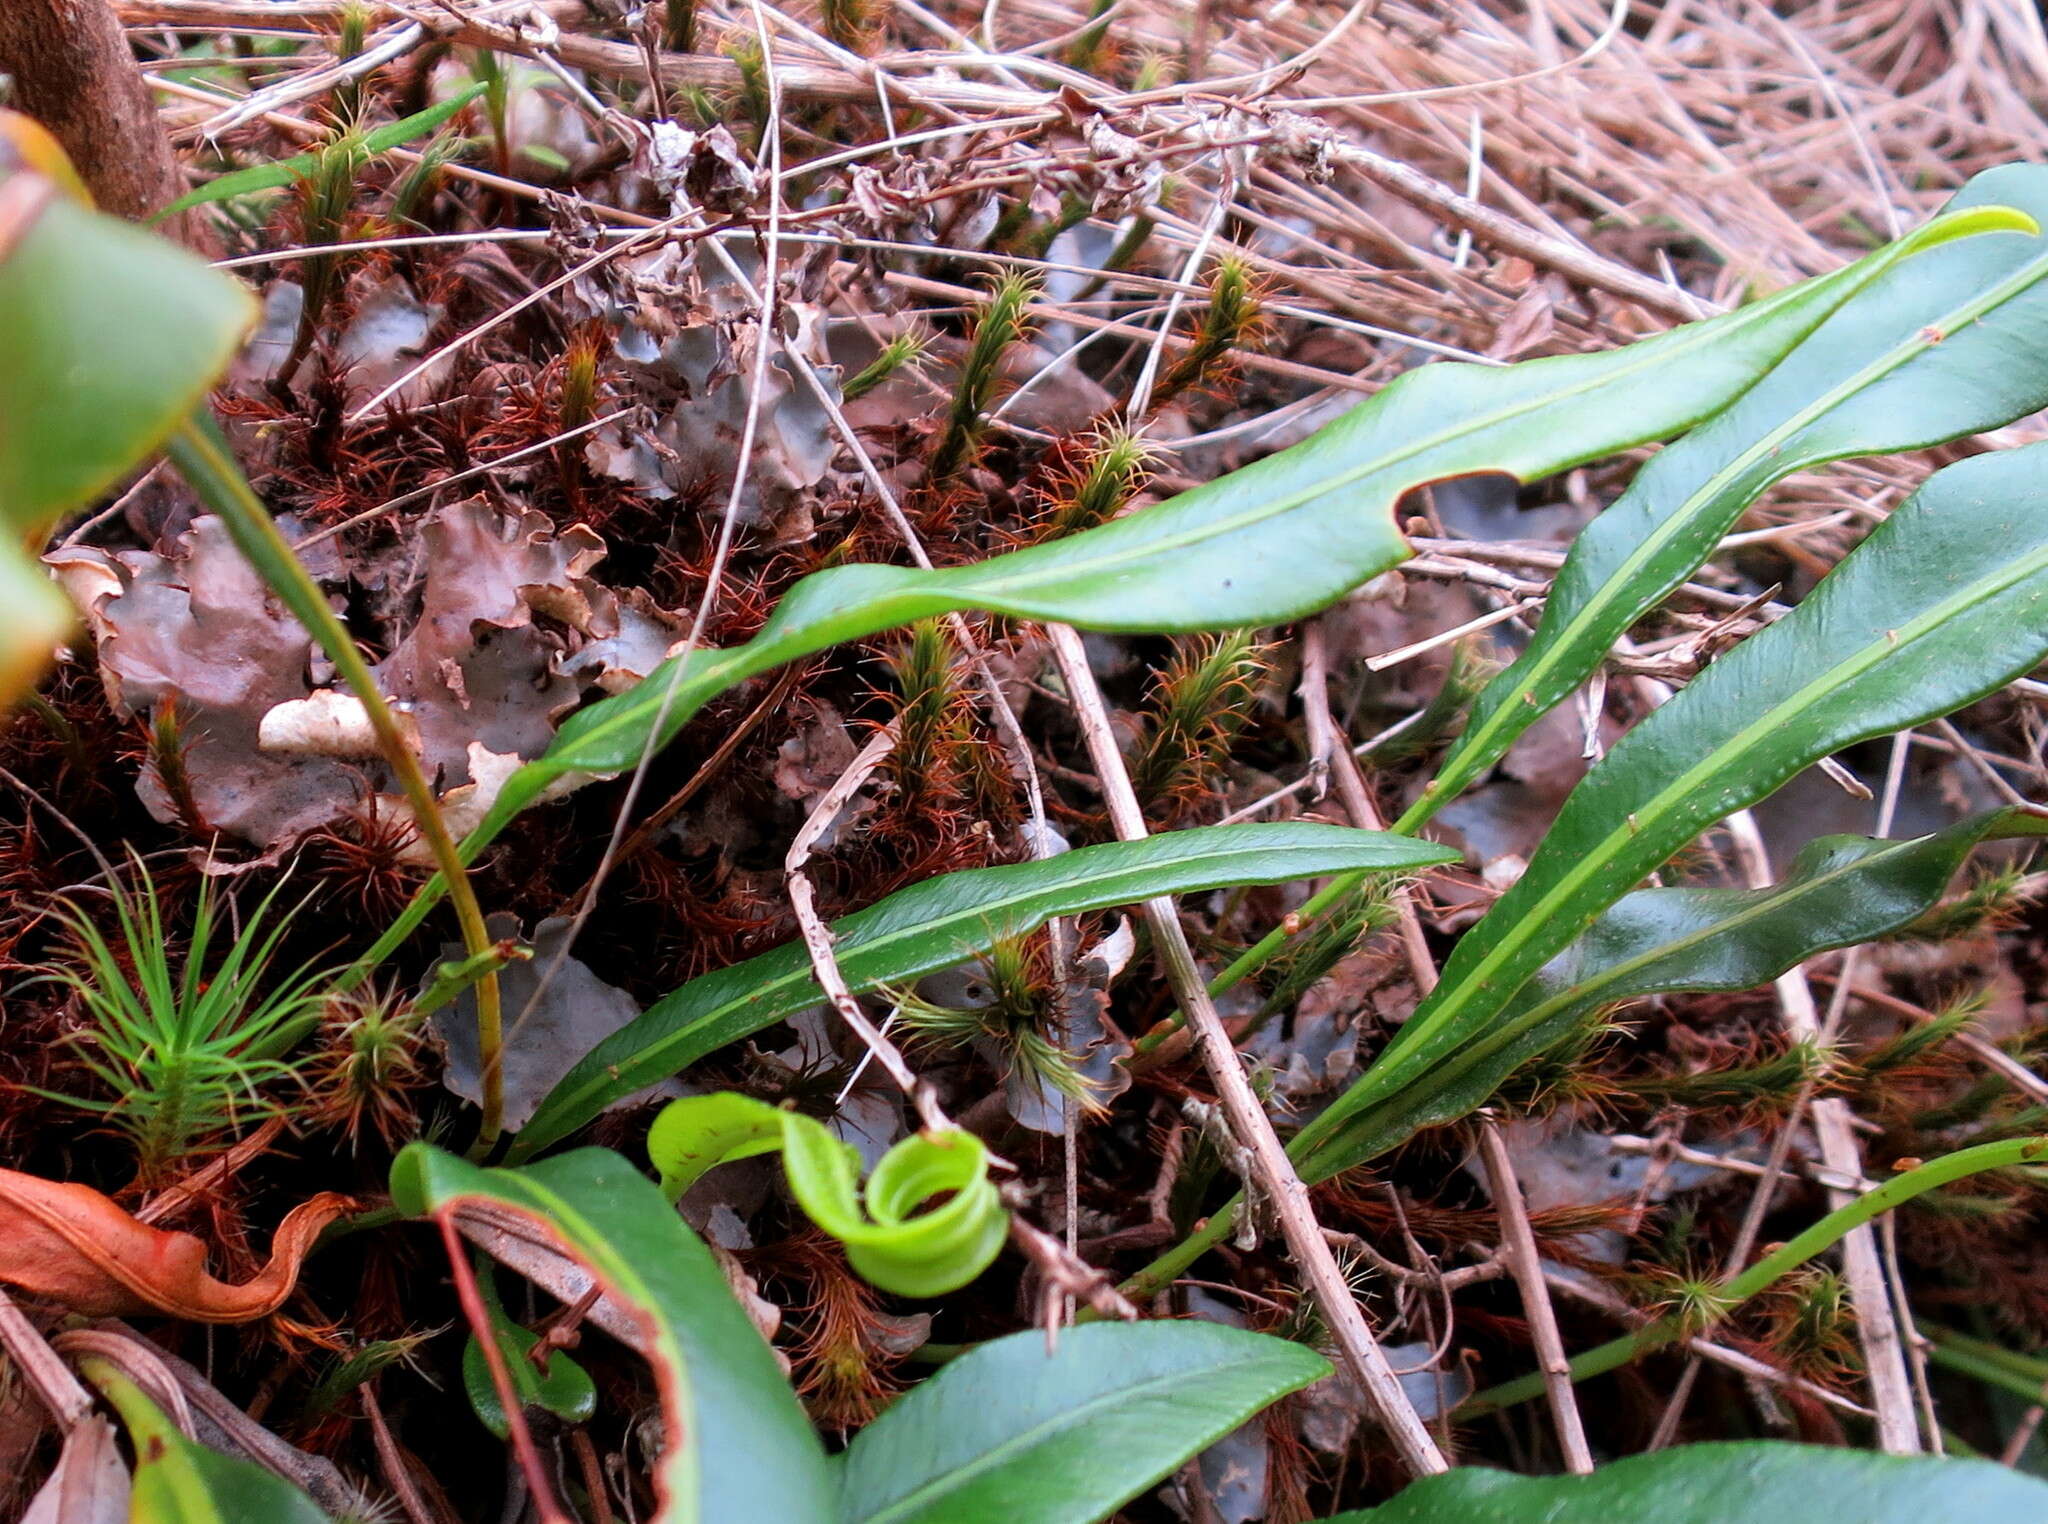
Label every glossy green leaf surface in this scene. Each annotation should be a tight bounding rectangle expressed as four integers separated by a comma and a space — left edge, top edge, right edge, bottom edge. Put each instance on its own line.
1427, 169, 2048, 818
1296, 807, 2048, 1173
0, 138, 251, 702
0, 183, 251, 526
81, 1361, 329, 1523
462, 1303, 598, 1440
152, 85, 486, 219
648, 1093, 1008, 1296
1327, 1443, 2048, 1522
835, 1322, 1329, 1524
365, 218, 1973, 960
1297, 442, 2048, 1181
512, 823, 1457, 1156
389, 1144, 832, 1524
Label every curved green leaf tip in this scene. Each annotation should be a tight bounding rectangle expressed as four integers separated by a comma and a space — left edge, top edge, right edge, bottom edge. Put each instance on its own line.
1902, 200, 2038, 248
648, 1093, 1009, 1298
152, 83, 488, 221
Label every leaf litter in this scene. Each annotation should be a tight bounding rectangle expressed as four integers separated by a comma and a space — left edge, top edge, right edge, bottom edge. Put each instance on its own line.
7, 0, 2048, 1516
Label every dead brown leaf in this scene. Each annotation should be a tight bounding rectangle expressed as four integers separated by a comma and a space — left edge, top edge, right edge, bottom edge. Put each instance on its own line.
54, 515, 359, 846
0, 1169, 350, 1322
51, 497, 683, 853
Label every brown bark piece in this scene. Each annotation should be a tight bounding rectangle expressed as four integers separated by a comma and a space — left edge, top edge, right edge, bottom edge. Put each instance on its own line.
0, 0, 201, 239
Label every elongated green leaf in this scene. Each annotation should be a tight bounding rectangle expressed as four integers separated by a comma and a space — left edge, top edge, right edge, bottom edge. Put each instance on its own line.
648, 1093, 1008, 1296
511, 823, 1457, 1157
389, 1144, 833, 1524
1328, 1444, 2048, 1522
2, 124, 252, 521
152, 85, 486, 219
1297, 442, 2048, 1180
1298, 806, 2048, 1172
835, 1322, 1329, 1524
1423, 167, 2048, 821
79, 1361, 329, 1523
365, 211, 2003, 961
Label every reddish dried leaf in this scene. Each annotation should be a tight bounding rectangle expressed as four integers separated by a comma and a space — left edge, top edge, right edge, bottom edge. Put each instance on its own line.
0, 1169, 349, 1322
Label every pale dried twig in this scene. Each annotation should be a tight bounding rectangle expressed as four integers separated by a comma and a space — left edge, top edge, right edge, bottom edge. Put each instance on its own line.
1046, 622, 1449, 1477
1304, 621, 1591, 1473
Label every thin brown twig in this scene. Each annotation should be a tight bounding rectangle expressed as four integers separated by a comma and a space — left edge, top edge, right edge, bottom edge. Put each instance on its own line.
134, 1115, 288, 1226
1007, 1208, 1139, 1344
1477, 1119, 1594, 1473
569, 1427, 618, 1524
360, 1379, 437, 1524
0, 1289, 93, 1430
782, 721, 951, 1133
1325, 141, 1711, 321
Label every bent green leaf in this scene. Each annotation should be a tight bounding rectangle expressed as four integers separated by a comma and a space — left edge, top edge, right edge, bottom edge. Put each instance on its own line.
512, 823, 1457, 1157
1299, 441, 2048, 1182
836, 1322, 1329, 1524
1423, 166, 2048, 823
79, 1361, 329, 1524
152, 85, 487, 220
1297, 806, 2048, 1174
1329, 1443, 2048, 1523
648, 1093, 1007, 1297
365, 207, 2002, 961
462, 1302, 597, 1440
389, 1143, 833, 1524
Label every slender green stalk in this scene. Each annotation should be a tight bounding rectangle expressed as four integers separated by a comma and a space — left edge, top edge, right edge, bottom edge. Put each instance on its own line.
663, 0, 697, 52
1459, 1135, 2048, 1415
842, 330, 929, 402
1115, 1195, 1241, 1305
1149, 256, 1262, 411
164, 415, 509, 1144
416, 940, 533, 1019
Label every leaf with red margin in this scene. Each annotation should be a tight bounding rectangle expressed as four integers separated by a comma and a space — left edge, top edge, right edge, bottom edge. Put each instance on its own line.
389, 1143, 833, 1524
